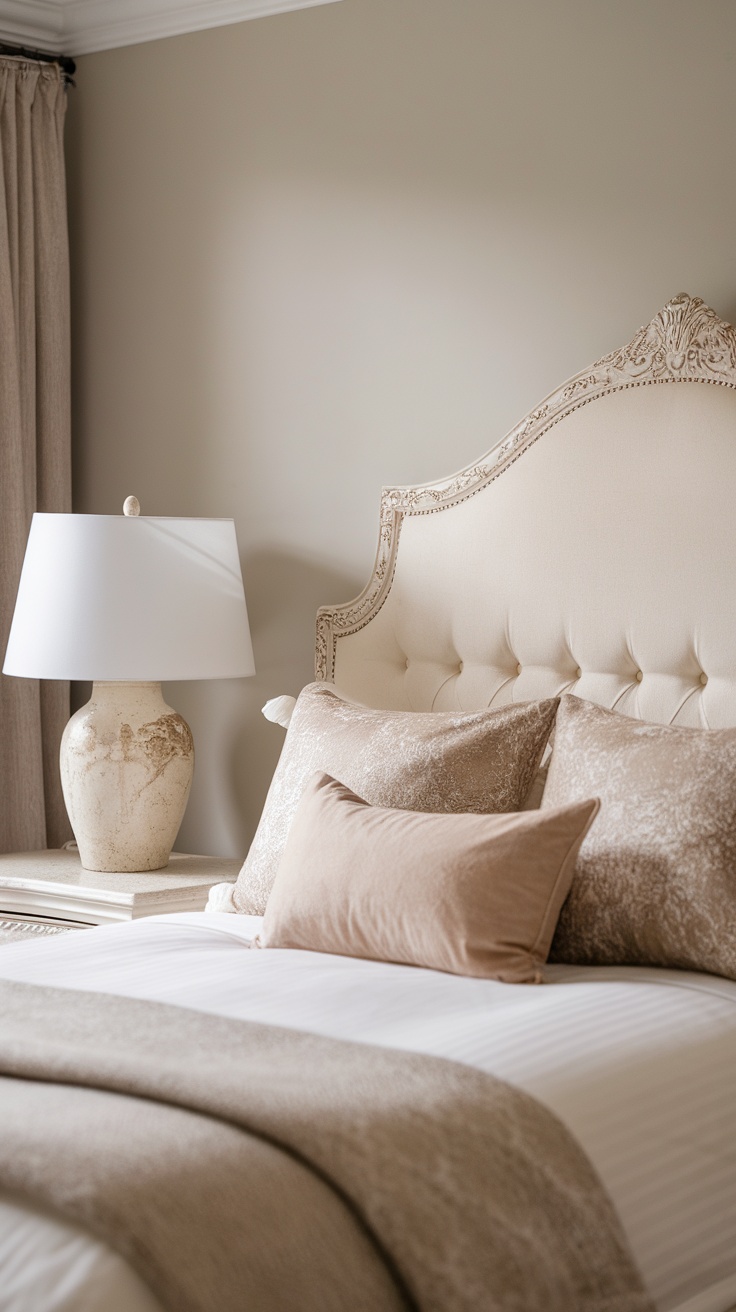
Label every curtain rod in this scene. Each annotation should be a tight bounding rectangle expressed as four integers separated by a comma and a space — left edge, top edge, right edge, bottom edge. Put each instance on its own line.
0, 42, 75, 84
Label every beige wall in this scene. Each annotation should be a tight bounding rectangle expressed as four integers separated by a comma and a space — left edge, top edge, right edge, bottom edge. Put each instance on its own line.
66, 0, 736, 857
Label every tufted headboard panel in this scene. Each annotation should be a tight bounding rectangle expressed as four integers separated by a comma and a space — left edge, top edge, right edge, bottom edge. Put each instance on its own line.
316, 295, 736, 728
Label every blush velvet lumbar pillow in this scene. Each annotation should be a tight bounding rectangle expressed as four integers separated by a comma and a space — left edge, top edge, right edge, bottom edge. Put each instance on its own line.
234, 683, 559, 915
257, 772, 599, 983
542, 694, 736, 979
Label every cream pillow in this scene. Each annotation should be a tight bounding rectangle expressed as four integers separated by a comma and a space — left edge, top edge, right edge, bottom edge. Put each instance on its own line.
235, 684, 559, 915
543, 694, 736, 979
257, 773, 599, 982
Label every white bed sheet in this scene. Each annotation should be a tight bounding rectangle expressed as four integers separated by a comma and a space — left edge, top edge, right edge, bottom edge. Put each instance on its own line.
0, 913, 735, 1312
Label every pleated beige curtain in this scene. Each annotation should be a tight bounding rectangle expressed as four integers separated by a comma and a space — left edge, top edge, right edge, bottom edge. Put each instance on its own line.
0, 59, 71, 852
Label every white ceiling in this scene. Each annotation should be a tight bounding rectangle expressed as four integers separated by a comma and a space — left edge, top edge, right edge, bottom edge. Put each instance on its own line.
0, 0, 343, 56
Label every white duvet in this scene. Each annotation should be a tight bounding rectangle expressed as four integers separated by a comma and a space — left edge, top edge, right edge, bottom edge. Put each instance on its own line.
0, 913, 735, 1312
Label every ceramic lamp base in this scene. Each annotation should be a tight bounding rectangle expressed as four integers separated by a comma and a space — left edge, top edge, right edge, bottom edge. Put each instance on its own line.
60, 682, 194, 873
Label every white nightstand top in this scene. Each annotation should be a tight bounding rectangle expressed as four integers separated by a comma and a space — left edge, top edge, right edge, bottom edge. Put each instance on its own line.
0, 849, 241, 925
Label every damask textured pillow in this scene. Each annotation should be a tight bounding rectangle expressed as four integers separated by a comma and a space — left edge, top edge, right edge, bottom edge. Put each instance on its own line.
542, 694, 736, 979
234, 683, 559, 915
257, 772, 599, 983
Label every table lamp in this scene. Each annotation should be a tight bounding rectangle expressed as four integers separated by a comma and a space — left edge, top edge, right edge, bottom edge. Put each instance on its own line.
2, 498, 255, 873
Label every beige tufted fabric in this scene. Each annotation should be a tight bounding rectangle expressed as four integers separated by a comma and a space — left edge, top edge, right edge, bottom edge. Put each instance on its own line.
318, 296, 736, 731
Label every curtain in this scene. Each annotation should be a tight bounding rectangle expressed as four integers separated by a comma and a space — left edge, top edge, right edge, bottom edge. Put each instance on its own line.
0, 59, 71, 852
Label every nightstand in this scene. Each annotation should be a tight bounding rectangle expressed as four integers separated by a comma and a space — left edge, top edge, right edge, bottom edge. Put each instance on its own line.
0, 847, 241, 945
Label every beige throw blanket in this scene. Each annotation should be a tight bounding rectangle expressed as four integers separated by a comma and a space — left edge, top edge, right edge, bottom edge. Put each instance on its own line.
0, 979, 654, 1312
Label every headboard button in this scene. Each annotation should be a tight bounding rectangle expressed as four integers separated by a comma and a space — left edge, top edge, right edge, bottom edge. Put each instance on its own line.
635, 670, 644, 683
516, 662, 522, 676
700, 672, 708, 686
575, 667, 582, 679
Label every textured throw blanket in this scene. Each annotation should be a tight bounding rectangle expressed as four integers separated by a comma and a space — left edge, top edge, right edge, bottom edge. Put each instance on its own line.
0, 979, 654, 1312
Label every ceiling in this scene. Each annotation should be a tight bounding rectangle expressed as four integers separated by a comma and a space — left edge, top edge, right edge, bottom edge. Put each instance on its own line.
0, 0, 343, 56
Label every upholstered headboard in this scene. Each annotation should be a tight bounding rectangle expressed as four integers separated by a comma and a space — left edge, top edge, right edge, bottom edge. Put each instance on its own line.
316, 294, 736, 728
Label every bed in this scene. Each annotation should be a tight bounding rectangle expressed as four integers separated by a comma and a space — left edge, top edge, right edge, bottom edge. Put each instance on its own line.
1, 291, 736, 1312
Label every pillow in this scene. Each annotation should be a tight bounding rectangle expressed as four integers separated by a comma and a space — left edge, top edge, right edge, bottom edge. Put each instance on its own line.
521, 757, 551, 811
235, 683, 559, 915
261, 695, 297, 729
542, 694, 736, 979
257, 772, 600, 983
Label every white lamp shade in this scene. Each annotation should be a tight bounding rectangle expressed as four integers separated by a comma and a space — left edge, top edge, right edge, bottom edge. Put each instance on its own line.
3, 513, 255, 681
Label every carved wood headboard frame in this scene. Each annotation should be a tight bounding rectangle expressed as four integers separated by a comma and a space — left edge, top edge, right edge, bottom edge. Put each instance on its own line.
315, 293, 736, 683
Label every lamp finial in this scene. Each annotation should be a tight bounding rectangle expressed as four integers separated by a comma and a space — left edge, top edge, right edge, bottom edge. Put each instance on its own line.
123, 496, 140, 517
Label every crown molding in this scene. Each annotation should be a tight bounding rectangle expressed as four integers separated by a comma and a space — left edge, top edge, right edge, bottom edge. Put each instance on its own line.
0, 0, 343, 56
0, 1, 63, 51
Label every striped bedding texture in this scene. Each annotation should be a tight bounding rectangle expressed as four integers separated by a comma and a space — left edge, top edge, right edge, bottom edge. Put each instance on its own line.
0, 911, 735, 1312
